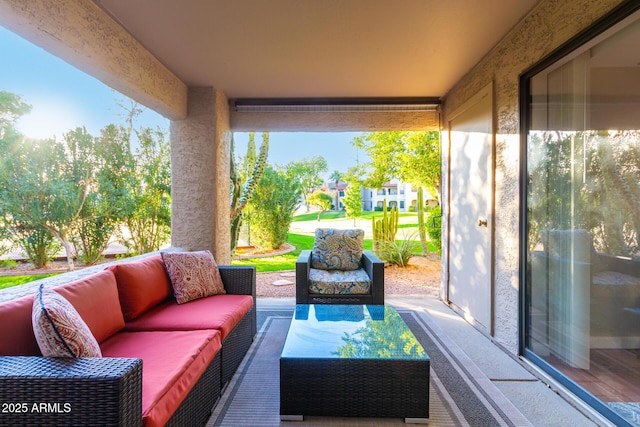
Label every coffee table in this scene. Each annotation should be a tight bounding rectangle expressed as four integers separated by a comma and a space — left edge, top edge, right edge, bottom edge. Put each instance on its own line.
280, 305, 429, 423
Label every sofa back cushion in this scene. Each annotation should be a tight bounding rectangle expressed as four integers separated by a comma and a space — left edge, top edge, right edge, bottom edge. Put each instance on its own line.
0, 294, 41, 356
311, 228, 364, 271
56, 270, 125, 343
106, 255, 172, 321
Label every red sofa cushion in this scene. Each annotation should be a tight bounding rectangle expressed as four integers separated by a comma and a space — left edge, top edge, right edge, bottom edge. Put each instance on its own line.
106, 255, 172, 321
100, 330, 221, 427
55, 270, 124, 343
124, 294, 253, 340
0, 294, 41, 356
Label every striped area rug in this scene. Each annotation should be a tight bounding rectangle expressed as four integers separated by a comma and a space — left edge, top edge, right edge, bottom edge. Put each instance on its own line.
207, 308, 529, 426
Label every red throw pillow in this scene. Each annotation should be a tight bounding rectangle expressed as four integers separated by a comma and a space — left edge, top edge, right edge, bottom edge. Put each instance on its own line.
32, 284, 102, 357
161, 250, 225, 304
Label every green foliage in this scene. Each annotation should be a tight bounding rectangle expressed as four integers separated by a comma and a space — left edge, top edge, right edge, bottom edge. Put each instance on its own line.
378, 237, 418, 267
329, 170, 342, 210
230, 132, 269, 253
425, 206, 442, 255
417, 187, 428, 255
307, 191, 333, 220
335, 307, 426, 358
0, 128, 94, 270
286, 156, 328, 209
0, 90, 31, 128
118, 127, 171, 255
0, 259, 18, 269
250, 165, 301, 250
372, 199, 398, 254
73, 124, 133, 264
352, 131, 441, 202
0, 93, 171, 266
528, 130, 640, 256
18, 228, 61, 268
342, 180, 363, 226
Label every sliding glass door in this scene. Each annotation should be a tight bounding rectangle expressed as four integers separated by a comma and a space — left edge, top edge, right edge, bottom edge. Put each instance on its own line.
523, 7, 640, 426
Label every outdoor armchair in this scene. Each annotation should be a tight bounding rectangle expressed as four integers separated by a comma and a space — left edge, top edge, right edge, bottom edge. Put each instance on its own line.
296, 228, 384, 305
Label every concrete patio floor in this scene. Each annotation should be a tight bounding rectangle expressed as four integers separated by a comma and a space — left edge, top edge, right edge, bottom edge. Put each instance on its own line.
256, 296, 614, 427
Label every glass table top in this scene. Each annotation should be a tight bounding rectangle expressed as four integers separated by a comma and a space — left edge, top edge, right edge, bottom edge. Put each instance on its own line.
281, 305, 429, 361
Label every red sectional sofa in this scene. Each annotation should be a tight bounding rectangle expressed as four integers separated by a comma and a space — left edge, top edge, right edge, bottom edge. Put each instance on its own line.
0, 254, 256, 427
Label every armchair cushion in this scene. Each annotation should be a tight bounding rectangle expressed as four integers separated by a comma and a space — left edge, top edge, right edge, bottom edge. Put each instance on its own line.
310, 228, 364, 271
308, 268, 371, 295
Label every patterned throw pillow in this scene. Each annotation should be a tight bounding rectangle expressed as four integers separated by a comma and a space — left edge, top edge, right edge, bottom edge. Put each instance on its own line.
32, 284, 102, 358
161, 250, 226, 304
311, 228, 364, 271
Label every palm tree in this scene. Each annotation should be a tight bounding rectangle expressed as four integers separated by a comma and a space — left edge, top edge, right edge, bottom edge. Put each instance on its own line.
329, 170, 342, 211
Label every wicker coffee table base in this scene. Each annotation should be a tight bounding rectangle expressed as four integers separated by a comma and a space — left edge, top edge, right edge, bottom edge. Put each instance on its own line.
280, 357, 429, 423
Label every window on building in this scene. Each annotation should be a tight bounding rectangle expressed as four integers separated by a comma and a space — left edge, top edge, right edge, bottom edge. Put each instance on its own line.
400, 188, 405, 195
339, 190, 344, 197
377, 189, 385, 195
522, 9, 640, 426
399, 201, 405, 209
389, 188, 398, 195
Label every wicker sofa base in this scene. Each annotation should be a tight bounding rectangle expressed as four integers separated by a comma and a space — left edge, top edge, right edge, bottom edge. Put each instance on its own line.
166, 353, 221, 427
221, 308, 255, 386
0, 357, 143, 427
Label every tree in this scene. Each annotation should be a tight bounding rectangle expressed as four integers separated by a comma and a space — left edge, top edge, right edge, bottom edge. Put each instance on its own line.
117, 127, 171, 255
342, 180, 363, 226
73, 124, 134, 264
0, 128, 96, 270
230, 132, 269, 253
352, 131, 441, 203
329, 170, 342, 210
307, 191, 333, 221
286, 156, 328, 210
0, 90, 31, 130
250, 165, 301, 250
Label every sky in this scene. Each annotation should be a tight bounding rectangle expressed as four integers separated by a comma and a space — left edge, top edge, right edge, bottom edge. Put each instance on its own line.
0, 26, 366, 181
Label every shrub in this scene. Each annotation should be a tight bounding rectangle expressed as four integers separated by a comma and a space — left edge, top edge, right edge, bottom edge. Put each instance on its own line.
251, 166, 301, 250
0, 259, 18, 269
378, 233, 418, 267
19, 229, 61, 268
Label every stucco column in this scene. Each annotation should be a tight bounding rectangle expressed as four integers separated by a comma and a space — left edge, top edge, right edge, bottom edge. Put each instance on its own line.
170, 87, 231, 264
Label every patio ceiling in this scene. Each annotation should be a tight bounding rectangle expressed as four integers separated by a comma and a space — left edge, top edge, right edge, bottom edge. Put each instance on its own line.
93, 0, 537, 101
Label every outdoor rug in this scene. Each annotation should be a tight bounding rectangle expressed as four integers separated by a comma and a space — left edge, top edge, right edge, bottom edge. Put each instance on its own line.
207, 308, 530, 427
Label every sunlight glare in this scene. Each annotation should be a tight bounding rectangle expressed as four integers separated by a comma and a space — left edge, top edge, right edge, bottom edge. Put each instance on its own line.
16, 99, 85, 140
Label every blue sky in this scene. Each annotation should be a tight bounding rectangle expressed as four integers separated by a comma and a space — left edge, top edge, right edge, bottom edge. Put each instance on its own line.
0, 26, 365, 181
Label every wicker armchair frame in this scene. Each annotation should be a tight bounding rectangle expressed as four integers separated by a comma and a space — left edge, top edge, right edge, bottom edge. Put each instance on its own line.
296, 250, 384, 305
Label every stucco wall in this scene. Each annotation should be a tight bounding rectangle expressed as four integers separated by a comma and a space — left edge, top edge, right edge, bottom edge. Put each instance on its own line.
441, 0, 624, 354
170, 88, 231, 264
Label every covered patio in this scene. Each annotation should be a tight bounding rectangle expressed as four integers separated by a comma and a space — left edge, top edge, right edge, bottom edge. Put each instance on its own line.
1, 0, 638, 425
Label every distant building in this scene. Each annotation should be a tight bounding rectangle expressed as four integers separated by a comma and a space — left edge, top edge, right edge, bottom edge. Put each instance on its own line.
323, 178, 437, 212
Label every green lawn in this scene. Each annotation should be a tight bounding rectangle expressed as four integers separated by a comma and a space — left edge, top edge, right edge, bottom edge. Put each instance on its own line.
0, 273, 58, 290
232, 233, 375, 273
232, 210, 437, 272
